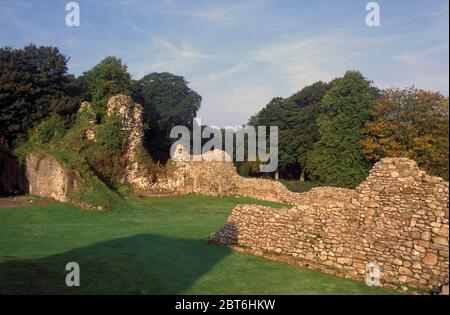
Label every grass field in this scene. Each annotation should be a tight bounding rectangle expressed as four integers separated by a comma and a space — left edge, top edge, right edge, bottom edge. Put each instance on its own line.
0, 194, 394, 295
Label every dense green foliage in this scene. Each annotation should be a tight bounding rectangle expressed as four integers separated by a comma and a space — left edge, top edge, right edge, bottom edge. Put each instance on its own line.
78, 56, 134, 121
137, 72, 202, 161
0, 45, 80, 148
1, 44, 448, 192
0, 194, 394, 294
286, 81, 331, 180
247, 81, 331, 180
15, 111, 126, 209
307, 71, 375, 188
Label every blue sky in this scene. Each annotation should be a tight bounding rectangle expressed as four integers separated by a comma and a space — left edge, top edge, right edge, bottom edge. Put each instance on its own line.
1, 0, 448, 127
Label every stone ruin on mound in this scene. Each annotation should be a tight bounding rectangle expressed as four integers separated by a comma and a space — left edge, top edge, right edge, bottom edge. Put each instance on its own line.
23, 94, 449, 292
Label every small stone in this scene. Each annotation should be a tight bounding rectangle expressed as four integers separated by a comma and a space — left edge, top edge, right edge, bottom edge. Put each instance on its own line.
303, 217, 315, 225
399, 267, 413, 276
412, 262, 422, 270
437, 227, 449, 237
422, 253, 438, 266
305, 253, 314, 261
399, 276, 408, 283
337, 257, 353, 265
421, 231, 431, 241
432, 237, 448, 246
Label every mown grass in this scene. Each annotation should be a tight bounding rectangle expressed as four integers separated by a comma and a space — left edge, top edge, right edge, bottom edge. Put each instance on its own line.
0, 194, 396, 295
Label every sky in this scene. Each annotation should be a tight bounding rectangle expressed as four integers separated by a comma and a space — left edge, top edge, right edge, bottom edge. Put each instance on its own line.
0, 0, 448, 127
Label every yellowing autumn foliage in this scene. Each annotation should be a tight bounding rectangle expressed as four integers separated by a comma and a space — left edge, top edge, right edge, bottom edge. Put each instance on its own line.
362, 88, 449, 180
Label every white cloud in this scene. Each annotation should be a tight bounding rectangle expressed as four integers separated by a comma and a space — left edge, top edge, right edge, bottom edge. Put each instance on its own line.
394, 43, 449, 65
150, 37, 217, 71
202, 62, 248, 83
159, 0, 268, 25
66, 36, 78, 48
249, 34, 396, 94
129, 37, 221, 78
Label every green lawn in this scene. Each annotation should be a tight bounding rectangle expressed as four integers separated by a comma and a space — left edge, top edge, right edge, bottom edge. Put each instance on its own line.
0, 194, 394, 295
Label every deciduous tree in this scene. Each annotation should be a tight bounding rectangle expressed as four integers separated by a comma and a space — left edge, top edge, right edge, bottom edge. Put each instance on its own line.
307, 71, 374, 187
362, 87, 449, 180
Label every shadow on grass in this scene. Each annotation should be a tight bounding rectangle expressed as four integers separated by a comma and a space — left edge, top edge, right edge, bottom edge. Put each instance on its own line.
0, 233, 232, 295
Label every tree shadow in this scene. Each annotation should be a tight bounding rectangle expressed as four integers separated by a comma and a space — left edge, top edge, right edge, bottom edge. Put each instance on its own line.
0, 233, 234, 295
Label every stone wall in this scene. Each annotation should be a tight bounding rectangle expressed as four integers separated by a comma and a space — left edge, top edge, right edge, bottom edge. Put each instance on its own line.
152, 146, 298, 204
207, 158, 449, 291
26, 154, 76, 202
106, 95, 154, 190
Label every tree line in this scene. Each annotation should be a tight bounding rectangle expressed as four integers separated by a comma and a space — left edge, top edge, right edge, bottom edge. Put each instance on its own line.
246, 71, 449, 186
1, 44, 448, 189
0, 45, 201, 164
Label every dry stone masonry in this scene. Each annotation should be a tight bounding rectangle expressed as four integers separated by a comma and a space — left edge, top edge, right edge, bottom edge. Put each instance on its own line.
21, 94, 449, 293
207, 158, 449, 292
152, 145, 298, 204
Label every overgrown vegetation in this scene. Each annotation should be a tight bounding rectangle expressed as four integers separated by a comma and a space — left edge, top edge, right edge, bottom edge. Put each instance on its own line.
1, 45, 203, 202
247, 71, 449, 186
0, 45, 81, 148
1, 44, 448, 200
15, 108, 126, 209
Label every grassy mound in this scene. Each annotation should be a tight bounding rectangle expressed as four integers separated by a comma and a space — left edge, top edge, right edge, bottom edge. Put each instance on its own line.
15, 109, 129, 210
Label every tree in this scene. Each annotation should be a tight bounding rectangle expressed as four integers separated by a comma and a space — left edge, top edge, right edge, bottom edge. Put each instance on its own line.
0, 44, 80, 148
138, 72, 202, 162
307, 71, 374, 188
247, 82, 333, 180
286, 81, 331, 180
362, 87, 449, 180
78, 56, 133, 121
248, 97, 298, 178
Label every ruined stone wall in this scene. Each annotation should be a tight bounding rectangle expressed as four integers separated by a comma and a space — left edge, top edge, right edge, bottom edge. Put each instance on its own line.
207, 158, 449, 291
26, 154, 76, 202
106, 95, 153, 190
152, 147, 298, 204
154, 159, 298, 203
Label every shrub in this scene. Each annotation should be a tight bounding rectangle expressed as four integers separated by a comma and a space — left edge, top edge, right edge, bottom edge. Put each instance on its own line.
28, 116, 66, 145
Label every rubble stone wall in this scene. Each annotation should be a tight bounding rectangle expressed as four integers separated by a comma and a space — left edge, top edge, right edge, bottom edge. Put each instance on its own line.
106, 95, 154, 190
207, 158, 449, 291
152, 147, 298, 204
26, 154, 76, 202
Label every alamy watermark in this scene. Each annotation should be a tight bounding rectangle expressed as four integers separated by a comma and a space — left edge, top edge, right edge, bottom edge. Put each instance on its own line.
65, 2, 80, 27
366, 2, 380, 27
65, 262, 80, 287
170, 119, 278, 173
365, 261, 381, 287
